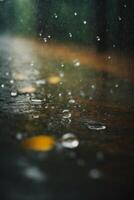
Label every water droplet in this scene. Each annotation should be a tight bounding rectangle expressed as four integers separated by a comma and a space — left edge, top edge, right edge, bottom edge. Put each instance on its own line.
62, 109, 71, 119
96, 35, 101, 41
36, 80, 46, 85
59, 71, 64, 78
54, 13, 58, 18
5, 72, 9, 76
115, 84, 119, 88
67, 91, 72, 96
10, 80, 14, 84
23, 166, 46, 182
69, 32, 72, 38
31, 99, 42, 104
32, 114, 39, 119
1, 84, 4, 88
89, 96, 93, 100
73, 59, 80, 67
59, 93, 62, 97
47, 93, 52, 98
118, 16, 122, 21
39, 33, 42, 37
91, 84, 95, 89
16, 132, 23, 140
83, 20, 87, 24
88, 169, 102, 179
85, 121, 106, 130
68, 99, 75, 104
11, 91, 18, 97
30, 62, 34, 66
43, 38, 47, 43
61, 133, 79, 149
80, 90, 85, 97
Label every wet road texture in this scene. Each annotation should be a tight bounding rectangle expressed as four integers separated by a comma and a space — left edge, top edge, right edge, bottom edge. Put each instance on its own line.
0, 36, 134, 200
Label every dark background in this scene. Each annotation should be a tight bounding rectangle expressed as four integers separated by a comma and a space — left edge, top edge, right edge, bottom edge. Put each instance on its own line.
0, 0, 134, 52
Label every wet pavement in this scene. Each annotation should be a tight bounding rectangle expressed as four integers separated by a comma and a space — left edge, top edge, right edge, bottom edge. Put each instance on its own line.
0, 36, 134, 199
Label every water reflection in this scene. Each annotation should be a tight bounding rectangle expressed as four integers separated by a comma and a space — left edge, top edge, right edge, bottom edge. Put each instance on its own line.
21, 135, 56, 152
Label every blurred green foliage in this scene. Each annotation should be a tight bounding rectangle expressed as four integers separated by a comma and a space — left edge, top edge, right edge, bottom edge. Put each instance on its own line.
0, 0, 134, 51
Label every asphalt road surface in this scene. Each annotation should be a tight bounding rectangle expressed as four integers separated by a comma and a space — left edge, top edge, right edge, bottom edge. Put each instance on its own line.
0, 36, 134, 200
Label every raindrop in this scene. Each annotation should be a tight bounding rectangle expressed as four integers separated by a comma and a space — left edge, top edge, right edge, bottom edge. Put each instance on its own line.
59, 71, 64, 78
47, 93, 52, 98
32, 114, 39, 119
74, 12, 77, 16
36, 79, 46, 85
67, 91, 72, 96
23, 166, 46, 182
54, 13, 58, 18
61, 133, 79, 149
16, 132, 23, 140
61, 118, 72, 126
73, 59, 80, 67
62, 109, 71, 119
96, 35, 101, 41
5, 72, 9, 76
91, 84, 95, 89
88, 169, 102, 179
115, 84, 119, 88
68, 99, 75, 104
89, 96, 93, 100
69, 32, 72, 38
83, 20, 87, 24
11, 91, 18, 97
43, 38, 47, 43
31, 99, 42, 104
118, 16, 122, 21
10, 80, 14, 84
59, 93, 62, 97
80, 90, 85, 97
30, 62, 34, 67
110, 89, 113, 94
1, 84, 4, 88
85, 120, 106, 130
